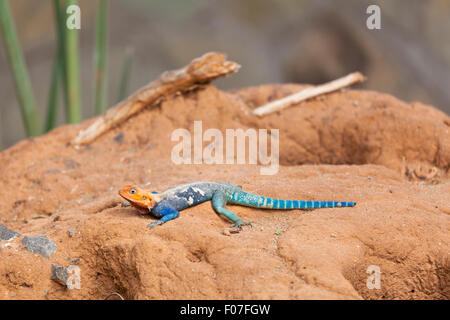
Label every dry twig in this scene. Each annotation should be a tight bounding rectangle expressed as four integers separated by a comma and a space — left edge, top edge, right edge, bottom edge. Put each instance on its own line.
252, 72, 366, 116
71, 52, 240, 146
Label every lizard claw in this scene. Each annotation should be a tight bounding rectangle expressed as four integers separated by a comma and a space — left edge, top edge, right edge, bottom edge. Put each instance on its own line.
148, 221, 164, 229
230, 220, 252, 229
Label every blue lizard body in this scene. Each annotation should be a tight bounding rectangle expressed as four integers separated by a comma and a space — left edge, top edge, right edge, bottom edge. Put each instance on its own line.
119, 182, 356, 229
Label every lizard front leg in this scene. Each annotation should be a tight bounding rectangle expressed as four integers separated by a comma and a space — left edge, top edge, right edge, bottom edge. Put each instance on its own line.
148, 206, 180, 228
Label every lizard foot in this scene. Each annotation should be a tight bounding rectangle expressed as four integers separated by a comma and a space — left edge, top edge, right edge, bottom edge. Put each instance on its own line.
230, 220, 252, 229
148, 221, 164, 229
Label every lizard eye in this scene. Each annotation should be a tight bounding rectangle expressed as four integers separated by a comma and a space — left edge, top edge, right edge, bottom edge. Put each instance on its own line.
142, 196, 146, 200
130, 188, 136, 195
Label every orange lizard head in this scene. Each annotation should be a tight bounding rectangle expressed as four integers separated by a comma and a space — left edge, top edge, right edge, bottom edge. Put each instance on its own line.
118, 185, 157, 214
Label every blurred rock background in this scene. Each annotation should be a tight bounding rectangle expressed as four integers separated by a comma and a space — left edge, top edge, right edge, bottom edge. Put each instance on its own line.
0, 0, 449, 148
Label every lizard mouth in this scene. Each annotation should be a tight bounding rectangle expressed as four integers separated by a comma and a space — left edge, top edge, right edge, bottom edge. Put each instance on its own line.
122, 198, 150, 214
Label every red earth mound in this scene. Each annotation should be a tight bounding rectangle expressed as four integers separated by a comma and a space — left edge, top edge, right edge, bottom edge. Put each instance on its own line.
0, 84, 449, 299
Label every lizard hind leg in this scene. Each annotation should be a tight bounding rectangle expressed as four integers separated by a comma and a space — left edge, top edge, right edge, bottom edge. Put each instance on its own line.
212, 191, 251, 229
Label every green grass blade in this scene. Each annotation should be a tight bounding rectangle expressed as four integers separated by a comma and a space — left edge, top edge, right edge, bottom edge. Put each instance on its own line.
117, 47, 133, 102
53, 0, 68, 116
46, 0, 71, 132
0, 0, 41, 136
65, 0, 82, 123
45, 56, 61, 132
94, 0, 108, 115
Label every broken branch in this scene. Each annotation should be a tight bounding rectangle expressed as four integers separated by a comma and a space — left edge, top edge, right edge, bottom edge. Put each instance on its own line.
71, 52, 240, 146
252, 72, 366, 117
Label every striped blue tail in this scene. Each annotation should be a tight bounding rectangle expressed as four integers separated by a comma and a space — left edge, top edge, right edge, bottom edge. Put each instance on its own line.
262, 199, 356, 209
228, 189, 356, 209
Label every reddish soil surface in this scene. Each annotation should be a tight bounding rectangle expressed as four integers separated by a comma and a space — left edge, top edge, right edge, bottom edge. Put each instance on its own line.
0, 84, 449, 299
